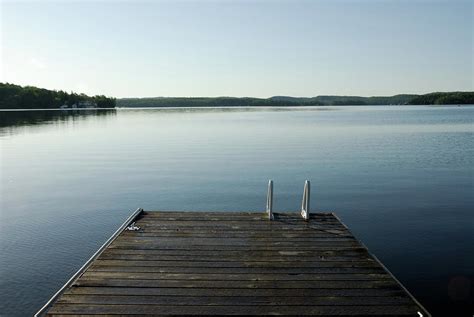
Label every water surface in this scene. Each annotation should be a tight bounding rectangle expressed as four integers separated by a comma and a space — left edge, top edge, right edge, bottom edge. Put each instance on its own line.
1, 106, 473, 316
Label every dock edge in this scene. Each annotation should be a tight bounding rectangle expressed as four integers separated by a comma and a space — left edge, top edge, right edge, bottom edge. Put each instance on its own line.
34, 207, 144, 317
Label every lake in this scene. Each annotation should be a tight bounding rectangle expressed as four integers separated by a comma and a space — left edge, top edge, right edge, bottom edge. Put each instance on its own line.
0, 106, 473, 316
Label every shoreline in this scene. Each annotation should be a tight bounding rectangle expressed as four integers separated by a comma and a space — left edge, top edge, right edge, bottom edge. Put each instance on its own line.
1, 104, 473, 111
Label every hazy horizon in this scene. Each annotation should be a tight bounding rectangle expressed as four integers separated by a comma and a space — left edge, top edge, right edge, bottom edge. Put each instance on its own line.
3, 81, 473, 100
117, 91, 472, 99
1, 0, 473, 98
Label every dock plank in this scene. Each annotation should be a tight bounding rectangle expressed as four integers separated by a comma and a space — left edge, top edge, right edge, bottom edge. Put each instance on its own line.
56, 294, 413, 306
48, 304, 421, 315
73, 278, 400, 289
81, 271, 392, 281
87, 265, 387, 274
64, 286, 408, 297
90, 259, 381, 268
42, 211, 429, 316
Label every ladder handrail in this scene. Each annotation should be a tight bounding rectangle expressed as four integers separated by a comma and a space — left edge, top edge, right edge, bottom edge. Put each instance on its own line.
301, 180, 310, 220
266, 180, 274, 220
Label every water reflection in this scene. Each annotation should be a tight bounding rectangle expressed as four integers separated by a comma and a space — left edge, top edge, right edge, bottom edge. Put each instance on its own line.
0, 109, 117, 135
116, 106, 337, 114
0, 107, 340, 136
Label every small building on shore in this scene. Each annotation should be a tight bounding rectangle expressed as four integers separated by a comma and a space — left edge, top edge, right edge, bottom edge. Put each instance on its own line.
77, 101, 97, 108
60, 101, 98, 109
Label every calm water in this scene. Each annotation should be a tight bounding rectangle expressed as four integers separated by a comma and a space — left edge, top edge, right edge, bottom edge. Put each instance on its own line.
0, 106, 473, 316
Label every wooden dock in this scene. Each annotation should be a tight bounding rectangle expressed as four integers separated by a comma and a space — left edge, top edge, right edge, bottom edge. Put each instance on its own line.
37, 209, 429, 316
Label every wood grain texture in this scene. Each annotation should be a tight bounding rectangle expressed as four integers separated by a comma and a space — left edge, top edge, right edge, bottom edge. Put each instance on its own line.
45, 211, 429, 316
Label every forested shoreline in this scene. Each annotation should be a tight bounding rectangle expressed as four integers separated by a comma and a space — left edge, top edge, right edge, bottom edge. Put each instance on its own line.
0, 83, 116, 109
407, 92, 474, 105
1, 83, 472, 109
117, 92, 474, 108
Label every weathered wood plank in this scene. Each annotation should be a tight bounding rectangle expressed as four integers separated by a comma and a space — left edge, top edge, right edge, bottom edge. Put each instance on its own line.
134, 221, 346, 228
97, 254, 371, 262
110, 240, 360, 248
114, 237, 356, 244
135, 220, 345, 227
121, 231, 351, 238
135, 218, 344, 224
74, 278, 400, 289
88, 265, 387, 274
132, 227, 348, 234
108, 245, 367, 251
136, 219, 344, 225
82, 271, 392, 281
64, 286, 407, 297
129, 227, 349, 233
91, 259, 379, 268
43, 210, 429, 316
141, 211, 336, 218
101, 248, 366, 257
47, 303, 421, 315
57, 294, 412, 306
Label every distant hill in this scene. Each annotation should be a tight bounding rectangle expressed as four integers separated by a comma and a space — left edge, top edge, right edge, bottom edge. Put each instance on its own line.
1, 83, 472, 109
407, 92, 474, 105
116, 97, 292, 108
268, 94, 418, 106
0, 83, 116, 109
117, 92, 473, 108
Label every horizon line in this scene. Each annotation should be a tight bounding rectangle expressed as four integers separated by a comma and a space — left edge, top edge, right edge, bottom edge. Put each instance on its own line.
2, 81, 472, 99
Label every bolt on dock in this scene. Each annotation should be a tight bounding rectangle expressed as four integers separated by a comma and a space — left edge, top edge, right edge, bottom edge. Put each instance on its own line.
36, 181, 430, 316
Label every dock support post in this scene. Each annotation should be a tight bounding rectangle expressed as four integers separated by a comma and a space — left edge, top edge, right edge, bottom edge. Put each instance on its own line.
266, 180, 274, 220
301, 180, 310, 220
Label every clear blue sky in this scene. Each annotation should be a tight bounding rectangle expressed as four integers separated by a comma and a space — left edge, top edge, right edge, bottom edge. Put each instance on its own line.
1, 0, 472, 98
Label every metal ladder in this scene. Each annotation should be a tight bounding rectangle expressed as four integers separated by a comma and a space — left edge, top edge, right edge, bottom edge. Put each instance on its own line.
266, 180, 311, 221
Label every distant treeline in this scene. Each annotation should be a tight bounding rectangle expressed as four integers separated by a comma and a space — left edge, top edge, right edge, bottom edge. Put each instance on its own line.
117, 97, 304, 108
1, 83, 472, 109
117, 92, 473, 108
407, 92, 474, 105
0, 83, 116, 109
117, 95, 416, 107
270, 94, 419, 106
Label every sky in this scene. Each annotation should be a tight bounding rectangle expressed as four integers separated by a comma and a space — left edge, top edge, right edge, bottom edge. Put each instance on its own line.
1, 0, 472, 98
